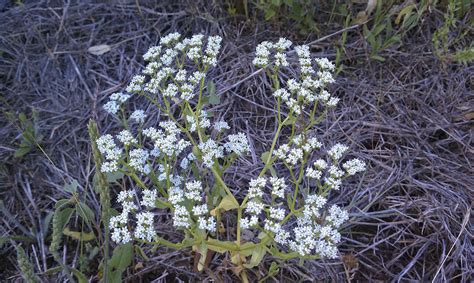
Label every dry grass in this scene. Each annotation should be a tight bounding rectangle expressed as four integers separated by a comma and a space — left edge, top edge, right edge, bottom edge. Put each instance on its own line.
0, 1, 472, 282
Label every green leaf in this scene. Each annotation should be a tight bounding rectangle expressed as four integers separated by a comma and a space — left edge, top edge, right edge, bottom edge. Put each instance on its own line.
14, 146, 32, 158
109, 243, 133, 272
244, 245, 266, 268
370, 54, 386, 61
197, 242, 208, 272
76, 202, 95, 224
71, 268, 88, 283
240, 242, 256, 257
260, 151, 270, 163
208, 94, 220, 105
64, 179, 78, 193
54, 199, 71, 209
372, 24, 386, 37
44, 266, 63, 275
106, 171, 124, 183
56, 208, 75, 231
265, 8, 277, 20
207, 80, 216, 96
62, 227, 95, 241
135, 245, 149, 261
207, 239, 238, 253
108, 271, 121, 283
192, 145, 202, 160
282, 116, 297, 125
210, 195, 239, 216
207, 242, 227, 254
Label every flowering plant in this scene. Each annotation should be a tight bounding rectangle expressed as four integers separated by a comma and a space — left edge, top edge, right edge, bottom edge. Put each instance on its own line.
94, 33, 366, 280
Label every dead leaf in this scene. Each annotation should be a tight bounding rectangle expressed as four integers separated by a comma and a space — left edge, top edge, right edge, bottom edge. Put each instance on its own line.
134, 262, 144, 271
464, 112, 474, 120
342, 253, 359, 270
62, 227, 95, 241
88, 44, 111, 55
354, 0, 378, 24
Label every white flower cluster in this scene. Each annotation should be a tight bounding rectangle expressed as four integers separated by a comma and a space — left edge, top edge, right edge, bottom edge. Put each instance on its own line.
198, 139, 224, 168
143, 120, 191, 157
179, 152, 196, 170
166, 180, 216, 233
130, 109, 146, 123
129, 148, 151, 174
138, 33, 222, 102
186, 111, 210, 132
134, 211, 156, 242
141, 189, 157, 207
327, 143, 348, 161
306, 159, 328, 180
96, 134, 122, 173
214, 121, 230, 132
304, 144, 366, 191
224, 133, 250, 155
252, 38, 292, 68
264, 208, 290, 246
343, 158, 366, 175
109, 188, 161, 244
287, 195, 348, 258
239, 173, 350, 259
255, 43, 340, 115
110, 190, 136, 244
103, 92, 131, 115
101, 36, 367, 264
117, 130, 137, 146
274, 135, 322, 166
269, 177, 286, 198
240, 177, 267, 229
295, 45, 313, 76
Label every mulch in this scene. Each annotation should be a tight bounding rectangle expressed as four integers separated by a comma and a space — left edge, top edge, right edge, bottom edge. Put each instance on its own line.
0, 1, 472, 282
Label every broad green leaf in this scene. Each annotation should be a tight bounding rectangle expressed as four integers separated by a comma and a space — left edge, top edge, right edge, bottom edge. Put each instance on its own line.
76, 202, 95, 224
265, 8, 276, 20
197, 242, 208, 272
64, 179, 78, 193
207, 80, 216, 96
207, 239, 237, 253
244, 245, 266, 268
71, 268, 88, 283
106, 171, 124, 183
54, 199, 71, 209
14, 146, 32, 158
207, 242, 228, 253
240, 242, 256, 257
62, 227, 95, 241
260, 151, 270, 163
109, 243, 133, 272
208, 94, 220, 105
108, 271, 121, 283
56, 208, 75, 231
210, 195, 239, 216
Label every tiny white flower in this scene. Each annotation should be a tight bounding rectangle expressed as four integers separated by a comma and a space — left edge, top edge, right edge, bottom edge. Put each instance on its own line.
130, 110, 146, 123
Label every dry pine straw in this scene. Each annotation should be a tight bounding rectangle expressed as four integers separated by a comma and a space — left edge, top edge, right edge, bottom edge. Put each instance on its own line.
0, 1, 472, 282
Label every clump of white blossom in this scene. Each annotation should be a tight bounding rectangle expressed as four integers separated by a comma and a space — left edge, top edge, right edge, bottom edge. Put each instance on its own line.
97, 33, 367, 267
